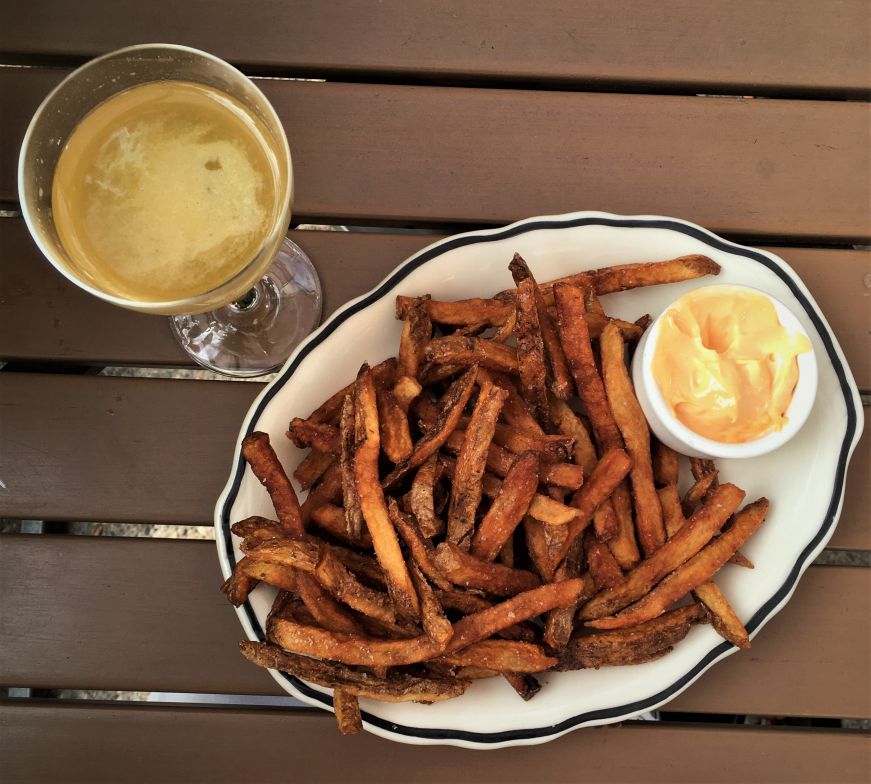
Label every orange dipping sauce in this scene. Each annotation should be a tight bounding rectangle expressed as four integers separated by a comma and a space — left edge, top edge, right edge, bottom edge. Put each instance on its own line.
652, 287, 811, 443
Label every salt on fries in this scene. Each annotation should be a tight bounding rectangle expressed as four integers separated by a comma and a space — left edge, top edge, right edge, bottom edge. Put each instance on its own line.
223, 253, 768, 734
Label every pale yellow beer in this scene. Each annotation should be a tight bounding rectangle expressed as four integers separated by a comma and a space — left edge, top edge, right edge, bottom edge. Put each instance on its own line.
52, 80, 283, 302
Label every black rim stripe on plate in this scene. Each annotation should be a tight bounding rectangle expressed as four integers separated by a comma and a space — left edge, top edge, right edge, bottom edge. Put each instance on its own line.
219, 215, 859, 745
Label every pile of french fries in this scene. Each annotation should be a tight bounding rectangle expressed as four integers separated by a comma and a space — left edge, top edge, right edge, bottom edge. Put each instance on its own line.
223, 252, 768, 735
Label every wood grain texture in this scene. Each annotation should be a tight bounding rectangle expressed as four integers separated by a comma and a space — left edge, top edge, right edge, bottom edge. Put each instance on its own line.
0, 535, 868, 719
2, 219, 869, 388
3, 69, 870, 240
1, 1, 869, 96
1, 702, 868, 783
0, 374, 867, 551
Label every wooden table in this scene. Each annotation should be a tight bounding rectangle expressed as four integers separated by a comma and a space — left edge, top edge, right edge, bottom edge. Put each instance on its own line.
1, 3, 869, 781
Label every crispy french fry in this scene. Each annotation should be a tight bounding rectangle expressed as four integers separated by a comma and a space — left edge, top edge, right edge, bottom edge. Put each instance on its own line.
396, 295, 432, 380
513, 276, 551, 422
240, 641, 469, 702
600, 323, 665, 556
220, 567, 260, 607
376, 386, 413, 463
408, 559, 453, 646
300, 461, 343, 526
296, 574, 367, 635
237, 556, 300, 593
693, 580, 751, 648
652, 440, 680, 488
502, 672, 542, 701
293, 449, 335, 490
287, 418, 340, 455
438, 640, 556, 673
334, 689, 362, 735
543, 558, 594, 651
393, 375, 423, 410
579, 483, 746, 621
353, 365, 420, 622
387, 499, 452, 591
382, 366, 478, 489
584, 528, 624, 591
434, 541, 540, 596
397, 296, 514, 326
477, 368, 545, 435
589, 499, 768, 630
338, 394, 364, 539
492, 310, 517, 342
445, 578, 586, 653
307, 358, 397, 424
424, 336, 518, 373
682, 471, 719, 517
690, 457, 717, 480
447, 380, 508, 547
658, 484, 686, 539
242, 432, 305, 537
557, 603, 710, 670
471, 451, 539, 562
407, 455, 444, 538
490, 423, 573, 462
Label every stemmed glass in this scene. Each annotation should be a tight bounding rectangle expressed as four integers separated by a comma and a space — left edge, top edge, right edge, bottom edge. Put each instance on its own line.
18, 44, 321, 377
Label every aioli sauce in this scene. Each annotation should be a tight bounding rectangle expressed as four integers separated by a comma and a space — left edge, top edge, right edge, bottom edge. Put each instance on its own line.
652, 287, 811, 443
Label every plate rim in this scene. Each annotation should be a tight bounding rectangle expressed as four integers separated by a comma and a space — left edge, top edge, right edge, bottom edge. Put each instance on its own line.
214, 211, 863, 748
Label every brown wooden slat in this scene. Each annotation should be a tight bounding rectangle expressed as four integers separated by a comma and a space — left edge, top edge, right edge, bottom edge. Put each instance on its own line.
1, 1, 869, 96
2, 219, 869, 389
0, 374, 867, 550
3, 69, 870, 240
2, 703, 868, 784
0, 535, 868, 719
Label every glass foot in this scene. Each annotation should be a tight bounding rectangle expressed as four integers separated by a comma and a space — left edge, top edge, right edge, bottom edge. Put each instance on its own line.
170, 237, 322, 377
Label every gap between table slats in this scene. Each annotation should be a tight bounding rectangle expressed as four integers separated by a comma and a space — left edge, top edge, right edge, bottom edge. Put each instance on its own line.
0, 374, 867, 549
0, 535, 868, 720
2, 69, 870, 241
1, 702, 868, 783
0, 0, 869, 97
2, 220, 869, 389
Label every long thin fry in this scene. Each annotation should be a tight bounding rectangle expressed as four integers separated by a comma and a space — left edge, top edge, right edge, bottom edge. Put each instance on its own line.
438, 640, 556, 673
387, 499, 452, 591
693, 580, 751, 648
424, 336, 518, 373
242, 432, 304, 537
338, 394, 364, 538
584, 528, 624, 590
434, 541, 541, 596
513, 276, 551, 422
407, 455, 444, 538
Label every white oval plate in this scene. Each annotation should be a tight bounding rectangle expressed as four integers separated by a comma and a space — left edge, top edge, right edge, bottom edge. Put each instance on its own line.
215, 211, 863, 749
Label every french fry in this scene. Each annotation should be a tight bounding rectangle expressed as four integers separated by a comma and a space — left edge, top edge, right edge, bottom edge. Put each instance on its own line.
682, 471, 719, 517
557, 603, 710, 670
513, 276, 551, 422
293, 448, 335, 490
306, 358, 397, 425
543, 558, 594, 651
240, 641, 469, 701
652, 440, 680, 488
579, 483, 746, 621
353, 365, 420, 622
242, 432, 305, 537
445, 578, 586, 653
588, 499, 768, 630
236, 556, 300, 593
502, 672, 543, 701
549, 396, 597, 474
476, 368, 545, 435
690, 457, 718, 480
447, 380, 508, 547
393, 375, 423, 410
434, 541, 541, 596
287, 418, 340, 455
600, 323, 666, 556
492, 310, 517, 342
333, 689, 364, 735
693, 580, 751, 648
397, 295, 513, 326
657, 485, 686, 538
424, 336, 518, 373
470, 451, 540, 562
407, 455, 444, 539
338, 395, 364, 539
408, 559, 453, 646
490, 423, 573, 462
300, 461, 343, 526
296, 575, 367, 635
328, 545, 387, 589
382, 366, 478, 489
387, 499, 452, 591
220, 568, 260, 607
584, 528, 624, 590
396, 295, 432, 380
376, 386, 413, 463
438, 640, 556, 673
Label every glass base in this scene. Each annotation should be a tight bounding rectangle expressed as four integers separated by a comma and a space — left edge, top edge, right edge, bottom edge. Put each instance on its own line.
170, 238, 322, 378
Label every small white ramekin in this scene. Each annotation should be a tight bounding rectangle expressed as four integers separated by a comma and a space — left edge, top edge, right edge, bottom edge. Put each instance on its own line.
631, 284, 817, 459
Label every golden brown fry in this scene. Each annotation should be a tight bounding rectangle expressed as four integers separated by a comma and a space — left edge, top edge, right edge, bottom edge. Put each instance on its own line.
397, 295, 514, 325
652, 440, 680, 488
600, 323, 665, 556
267, 616, 445, 666
476, 368, 545, 435
387, 499, 451, 591
393, 375, 423, 410
555, 448, 634, 564
548, 396, 596, 474
543, 554, 594, 650
658, 484, 686, 539
730, 551, 755, 569
438, 640, 556, 673
396, 295, 432, 379
682, 471, 719, 517
513, 276, 551, 422
408, 455, 444, 539
220, 567, 260, 607
447, 380, 507, 547
382, 366, 478, 489
584, 528, 624, 591
237, 556, 300, 593
353, 365, 420, 622
592, 500, 620, 545
293, 449, 335, 490
307, 358, 397, 424
328, 545, 387, 589
333, 689, 363, 735
446, 578, 586, 653
240, 641, 469, 702
492, 310, 517, 342
424, 336, 518, 373
338, 394, 364, 539
490, 423, 573, 463
579, 483, 746, 621
408, 559, 453, 646
583, 284, 606, 316
376, 386, 413, 463
589, 498, 768, 630
693, 580, 751, 648
557, 603, 710, 670
287, 418, 340, 455
297, 575, 367, 635
242, 432, 305, 537
502, 672, 542, 701
434, 541, 541, 597
690, 457, 717, 480
471, 451, 540, 562
300, 461, 343, 526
